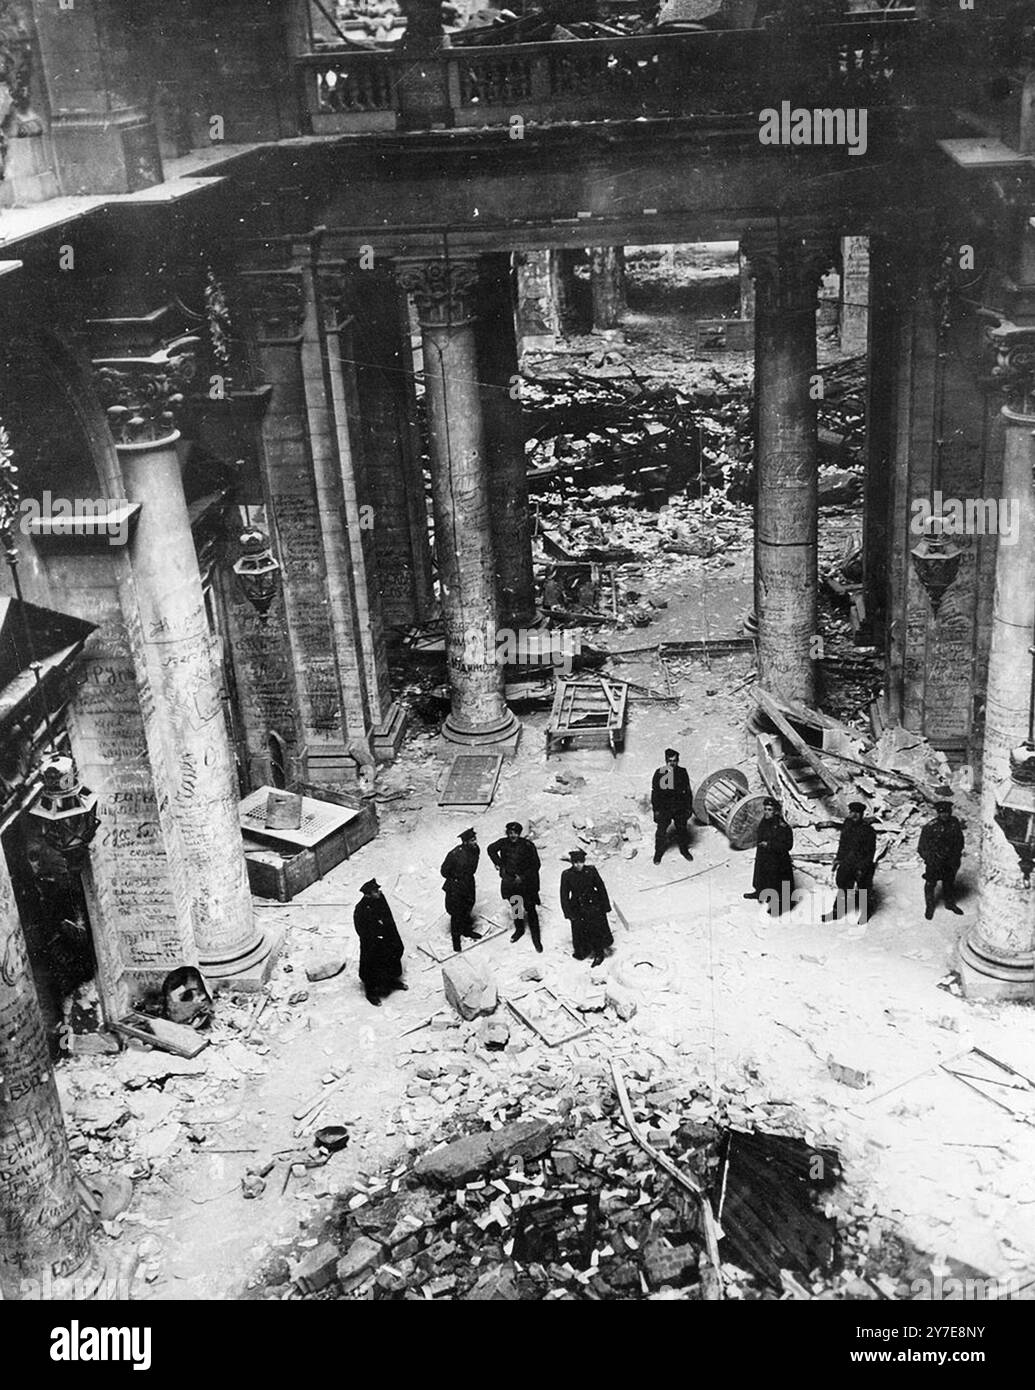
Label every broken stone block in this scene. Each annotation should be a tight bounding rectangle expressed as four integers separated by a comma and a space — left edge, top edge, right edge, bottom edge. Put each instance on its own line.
465, 1264, 521, 1300
606, 983, 638, 1021
306, 959, 345, 983
337, 1236, 384, 1292
293, 1241, 340, 1294
479, 1018, 510, 1051
826, 1055, 872, 1089
442, 957, 498, 1021
414, 1117, 561, 1187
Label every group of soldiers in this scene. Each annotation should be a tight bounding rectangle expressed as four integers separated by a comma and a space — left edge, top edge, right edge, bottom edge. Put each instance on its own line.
349, 748, 968, 1007
743, 794, 966, 922
441, 824, 616, 966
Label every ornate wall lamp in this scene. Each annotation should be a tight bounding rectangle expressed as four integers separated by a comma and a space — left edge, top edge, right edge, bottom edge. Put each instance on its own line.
910, 514, 963, 615
232, 526, 281, 616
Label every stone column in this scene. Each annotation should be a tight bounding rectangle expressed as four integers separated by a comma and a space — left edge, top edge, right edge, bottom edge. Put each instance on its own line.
396, 257, 520, 748
311, 260, 394, 728
590, 247, 625, 332
91, 334, 271, 986
840, 236, 870, 355
862, 236, 897, 638
960, 322, 1035, 1001
743, 225, 835, 705
477, 255, 536, 631
345, 270, 434, 631
235, 268, 357, 783
0, 850, 92, 1294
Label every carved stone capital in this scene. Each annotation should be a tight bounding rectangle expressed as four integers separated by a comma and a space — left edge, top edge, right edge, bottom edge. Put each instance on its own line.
233, 271, 307, 345
987, 316, 1035, 421
396, 258, 481, 329
315, 265, 354, 334
91, 336, 199, 446
741, 225, 837, 317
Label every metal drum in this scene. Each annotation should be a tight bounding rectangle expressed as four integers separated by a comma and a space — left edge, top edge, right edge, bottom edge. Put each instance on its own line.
693, 768, 769, 850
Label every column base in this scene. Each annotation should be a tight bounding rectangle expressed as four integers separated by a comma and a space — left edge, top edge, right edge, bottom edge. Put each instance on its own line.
442, 708, 522, 756
372, 701, 409, 762
199, 926, 283, 993
958, 933, 1035, 1003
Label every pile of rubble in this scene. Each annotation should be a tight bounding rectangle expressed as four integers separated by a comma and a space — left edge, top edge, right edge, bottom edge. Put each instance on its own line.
277, 1035, 935, 1302
523, 349, 752, 502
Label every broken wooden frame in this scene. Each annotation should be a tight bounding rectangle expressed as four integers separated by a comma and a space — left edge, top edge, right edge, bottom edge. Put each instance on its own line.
505, 984, 595, 1048
546, 676, 628, 756
417, 916, 508, 967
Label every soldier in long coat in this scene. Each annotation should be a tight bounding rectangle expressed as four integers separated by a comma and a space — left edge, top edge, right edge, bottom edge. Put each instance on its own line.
559, 849, 614, 966
744, 797, 795, 916
353, 879, 407, 1007
440, 827, 482, 952
487, 821, 542, 952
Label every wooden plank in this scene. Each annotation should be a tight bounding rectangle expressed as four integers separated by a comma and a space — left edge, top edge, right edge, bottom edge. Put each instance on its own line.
754, 690, 840, 797
113, 1013, 209, 1059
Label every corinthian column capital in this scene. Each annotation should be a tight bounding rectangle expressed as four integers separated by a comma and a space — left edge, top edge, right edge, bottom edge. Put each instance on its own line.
91, 335, 199, 447
741, 223, 838, 316
987, 317, 1035, 422
396, 258, 481, 329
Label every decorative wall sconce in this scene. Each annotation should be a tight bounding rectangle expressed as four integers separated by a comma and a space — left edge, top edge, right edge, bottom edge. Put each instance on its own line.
27, 755, 100, 870
910, 516, 963, 615
232, 527, 281, 616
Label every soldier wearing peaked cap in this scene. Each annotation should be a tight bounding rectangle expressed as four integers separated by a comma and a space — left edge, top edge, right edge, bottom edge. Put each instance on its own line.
487, 821, 542, 953
441, 828, 482, 952
918, 802, 965, 919
816, 801, 878, 924
354, 879, 407, 1007
560, 849, 614, 967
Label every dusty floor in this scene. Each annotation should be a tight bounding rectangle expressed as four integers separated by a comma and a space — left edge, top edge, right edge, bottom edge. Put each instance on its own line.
51, 259, 1035, 1301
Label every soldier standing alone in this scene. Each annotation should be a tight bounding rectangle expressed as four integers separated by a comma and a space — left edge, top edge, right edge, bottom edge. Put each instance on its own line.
353, 879, 407, 1007
651, 748, 693, 865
